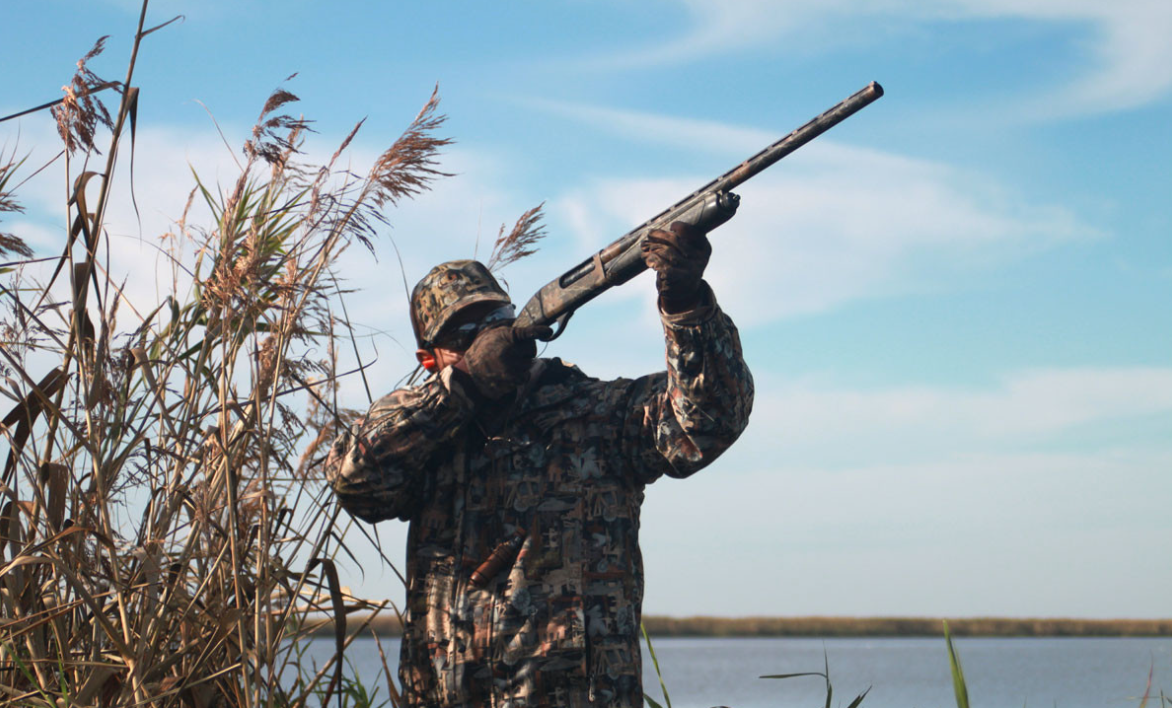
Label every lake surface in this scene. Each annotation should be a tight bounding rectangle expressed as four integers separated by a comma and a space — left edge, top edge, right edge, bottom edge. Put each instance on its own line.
300, 636, 1172, 707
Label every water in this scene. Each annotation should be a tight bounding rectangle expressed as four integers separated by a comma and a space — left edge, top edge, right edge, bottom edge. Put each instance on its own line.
301, 636, 1172, 707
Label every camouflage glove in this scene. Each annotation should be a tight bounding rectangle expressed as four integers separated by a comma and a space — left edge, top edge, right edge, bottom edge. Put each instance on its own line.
462, 325, 553, 400
641, 221, 711, 314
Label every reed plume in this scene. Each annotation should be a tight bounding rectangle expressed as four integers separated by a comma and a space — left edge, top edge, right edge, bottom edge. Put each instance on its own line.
487, 202, 547, 272
0, 153, 33, 259
51, 37, 115, 156
365, 86, 453, 210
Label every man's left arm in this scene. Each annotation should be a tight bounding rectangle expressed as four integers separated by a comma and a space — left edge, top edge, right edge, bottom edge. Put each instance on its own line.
622, 222, 754, 480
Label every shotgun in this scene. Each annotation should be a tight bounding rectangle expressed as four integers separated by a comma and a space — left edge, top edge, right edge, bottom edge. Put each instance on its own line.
514, 81, 884, 337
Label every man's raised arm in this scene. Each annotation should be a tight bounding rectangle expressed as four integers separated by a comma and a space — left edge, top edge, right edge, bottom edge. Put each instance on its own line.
324, 368, 478, 523
620, 222, 755, 482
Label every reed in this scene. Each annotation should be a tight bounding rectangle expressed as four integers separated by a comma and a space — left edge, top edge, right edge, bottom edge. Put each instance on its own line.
943, 621, 970, 708
0, 3, 449, 705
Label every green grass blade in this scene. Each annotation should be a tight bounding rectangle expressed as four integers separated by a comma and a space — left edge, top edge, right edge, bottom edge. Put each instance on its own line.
943, 621, 971, 708
760, 650, 841, 708
641, 622, 672, 708
823, 649, 833, 708
1138, 656, 1154, 708
4, 642, 55, 706
57, 649, 71, 704
847, 686, 872, 708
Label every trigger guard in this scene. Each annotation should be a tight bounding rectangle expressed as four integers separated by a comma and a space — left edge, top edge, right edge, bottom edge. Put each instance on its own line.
546, 311, 574, 341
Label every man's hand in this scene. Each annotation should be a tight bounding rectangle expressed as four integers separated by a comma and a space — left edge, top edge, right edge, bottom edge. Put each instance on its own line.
641, 221, 711, 314
463, 325, 553, 400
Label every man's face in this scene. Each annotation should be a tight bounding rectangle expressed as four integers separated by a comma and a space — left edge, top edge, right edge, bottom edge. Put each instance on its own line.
419, 302, 516, 372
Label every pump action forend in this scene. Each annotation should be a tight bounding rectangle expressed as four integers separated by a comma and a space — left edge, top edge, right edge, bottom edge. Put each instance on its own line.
514, 81, 884, 337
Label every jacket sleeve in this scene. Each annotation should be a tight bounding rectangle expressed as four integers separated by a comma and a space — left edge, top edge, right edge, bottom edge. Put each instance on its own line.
324, 367, 478, 523
620, 282, 754, 484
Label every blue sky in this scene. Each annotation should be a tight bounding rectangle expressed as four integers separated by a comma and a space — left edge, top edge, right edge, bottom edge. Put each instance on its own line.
3, 0, 1169, 618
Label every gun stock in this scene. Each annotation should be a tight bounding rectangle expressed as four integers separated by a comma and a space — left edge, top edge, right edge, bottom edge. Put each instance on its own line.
515, 81, 884, 336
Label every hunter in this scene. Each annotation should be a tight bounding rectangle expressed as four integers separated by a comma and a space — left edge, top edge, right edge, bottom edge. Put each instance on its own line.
325, 221, 753, 707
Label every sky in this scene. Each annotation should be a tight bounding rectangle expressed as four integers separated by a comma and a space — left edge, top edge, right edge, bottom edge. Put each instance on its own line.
2, 0, 1169, 619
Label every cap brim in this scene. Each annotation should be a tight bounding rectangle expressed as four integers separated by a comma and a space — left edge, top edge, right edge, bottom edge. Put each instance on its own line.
423, 292, 513, 345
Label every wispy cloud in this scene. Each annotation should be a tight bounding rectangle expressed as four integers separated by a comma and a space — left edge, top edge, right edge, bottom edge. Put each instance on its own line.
585, 0, 1172, 117
954, 0, 1172, 115
638, 362, 1172, 615
521, 96, 776, 153
643, 363, 1172, 612
744, 366, 1172, 464
640, 445, 1172, 616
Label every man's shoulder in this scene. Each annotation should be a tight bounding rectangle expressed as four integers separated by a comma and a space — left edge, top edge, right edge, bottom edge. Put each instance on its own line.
522, 357, 601, 412
369, 372, 446, 414
533, 356, 660, 393
525, 357, 651, 415
535, 357, 590, 386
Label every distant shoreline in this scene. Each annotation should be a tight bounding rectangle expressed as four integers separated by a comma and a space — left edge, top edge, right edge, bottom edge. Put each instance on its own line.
312, 615, 1172, 638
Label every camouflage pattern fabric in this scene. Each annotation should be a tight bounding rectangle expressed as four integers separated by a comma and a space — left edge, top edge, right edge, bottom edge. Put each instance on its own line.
411, 260, 512, 348
327, 285, 753, 707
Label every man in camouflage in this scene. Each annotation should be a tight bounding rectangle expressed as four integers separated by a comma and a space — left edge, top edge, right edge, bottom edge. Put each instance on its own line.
326, 221, 753, 707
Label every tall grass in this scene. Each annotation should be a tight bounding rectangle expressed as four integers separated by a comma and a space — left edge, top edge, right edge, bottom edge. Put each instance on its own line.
0, 3, 448, 705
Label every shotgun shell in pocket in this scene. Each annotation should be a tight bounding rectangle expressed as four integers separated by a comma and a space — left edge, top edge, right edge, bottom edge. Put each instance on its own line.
470, 528, 526, 588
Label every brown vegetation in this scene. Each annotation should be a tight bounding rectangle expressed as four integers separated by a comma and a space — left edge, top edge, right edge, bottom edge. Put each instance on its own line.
330, 614, 1172, 639
645, 616, 1172, 637
0, 3, 453, 705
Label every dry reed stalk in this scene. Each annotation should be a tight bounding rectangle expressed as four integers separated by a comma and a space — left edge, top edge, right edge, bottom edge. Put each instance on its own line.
0, 4, 452, 706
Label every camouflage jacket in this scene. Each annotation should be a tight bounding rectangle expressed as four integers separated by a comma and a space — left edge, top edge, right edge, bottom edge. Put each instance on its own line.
326, 289, 753, 707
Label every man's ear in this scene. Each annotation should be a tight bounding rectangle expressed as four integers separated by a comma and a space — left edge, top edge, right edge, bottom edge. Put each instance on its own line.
416, 349, 437, 372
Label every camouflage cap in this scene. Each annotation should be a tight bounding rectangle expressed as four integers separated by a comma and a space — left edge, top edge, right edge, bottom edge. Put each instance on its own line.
410, 260, 512, 349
